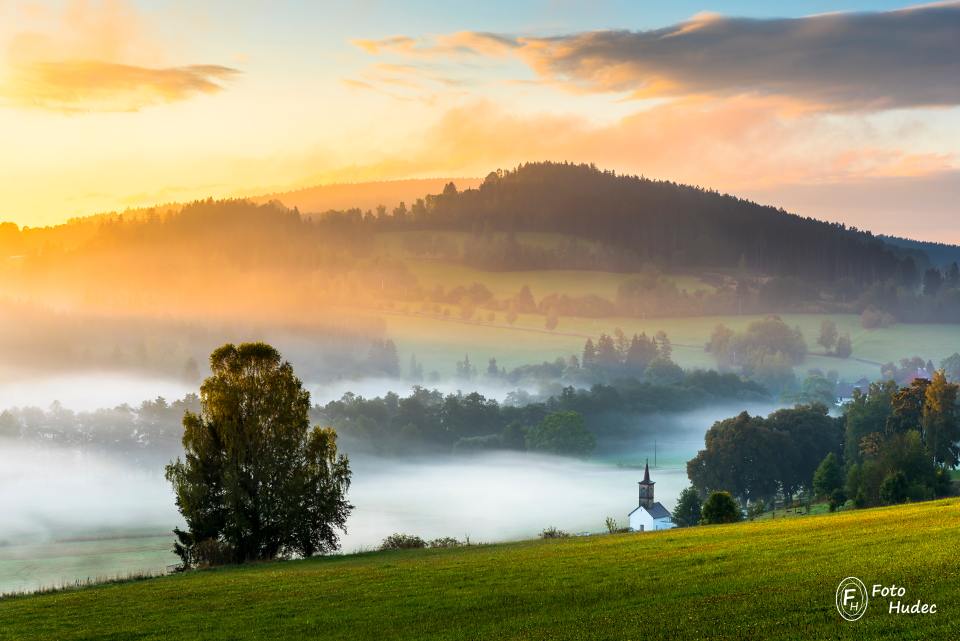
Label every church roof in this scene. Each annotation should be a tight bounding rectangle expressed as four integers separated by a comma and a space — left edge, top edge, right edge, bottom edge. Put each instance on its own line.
645, 502, 671, 520
628, 502, 672, 520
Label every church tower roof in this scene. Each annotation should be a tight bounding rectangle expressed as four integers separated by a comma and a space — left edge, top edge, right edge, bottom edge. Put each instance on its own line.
640, 459, 654, 485
637, 459, 655, 509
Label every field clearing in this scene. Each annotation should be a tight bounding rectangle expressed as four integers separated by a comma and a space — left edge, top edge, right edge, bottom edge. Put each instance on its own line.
383, 312, 959, 380
403, 261, 713, 299
2, 498, 957, 640
375, 230, 715, 297
376, 230, 606, 253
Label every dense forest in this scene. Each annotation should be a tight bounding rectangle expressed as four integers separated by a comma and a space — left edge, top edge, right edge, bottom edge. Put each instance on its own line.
392, 163, 917, 283
882, 235, 960, 269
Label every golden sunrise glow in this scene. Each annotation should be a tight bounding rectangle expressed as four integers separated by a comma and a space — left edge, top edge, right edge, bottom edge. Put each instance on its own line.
0, 1, 957, 241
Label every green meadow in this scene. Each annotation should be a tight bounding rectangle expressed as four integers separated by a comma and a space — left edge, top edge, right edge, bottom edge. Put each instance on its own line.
382, 310, 959, 380
379, 230, 716, 297
2, 498, 957, 640
367, 233, 958, 380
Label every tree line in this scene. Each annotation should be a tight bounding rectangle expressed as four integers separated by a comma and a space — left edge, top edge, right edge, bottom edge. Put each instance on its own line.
686, 371, 959, 511
317, 370, 768, 457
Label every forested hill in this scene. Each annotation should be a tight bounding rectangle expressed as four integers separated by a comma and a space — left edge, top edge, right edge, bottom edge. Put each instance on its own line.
880, 235, 960, 269
0, 162, 949, 292
405, 162, 916, 284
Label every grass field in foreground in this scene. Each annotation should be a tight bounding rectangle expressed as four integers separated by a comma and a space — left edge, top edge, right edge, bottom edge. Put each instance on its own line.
2, 499, 957, 641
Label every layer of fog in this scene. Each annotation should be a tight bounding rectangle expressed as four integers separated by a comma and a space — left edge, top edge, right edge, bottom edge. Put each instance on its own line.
0, 371, 195, 412
0, 440, 180, 544
0, 444, 687, 550
592, 401, 783, 463
308, 376, 540, 406
0, 400, 784, 593
0, 444, 690, 593
343, 452, 690, 549
0, 373, 540, 414
0, 401, 784, 546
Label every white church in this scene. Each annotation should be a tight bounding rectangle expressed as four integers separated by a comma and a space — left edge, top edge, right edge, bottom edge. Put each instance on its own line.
628, 461, 675, 532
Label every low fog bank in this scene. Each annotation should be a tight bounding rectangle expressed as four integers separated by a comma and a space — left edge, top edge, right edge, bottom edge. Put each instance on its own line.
0, 440, 180, 545
0, 445, 695, 593
308, 377, 543, 406
0, 373, 541, 415
0, 400, 788, 592
0, 445, 688, 550
0, 400, 788, 547
0, 372, 194, 413
592, 401, 785, 463
342, 452, 691, 551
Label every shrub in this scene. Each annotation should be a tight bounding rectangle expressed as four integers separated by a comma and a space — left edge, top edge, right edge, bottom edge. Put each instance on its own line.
428, 537, 464, 548
934, 468, 954, 497
452, 434, 503, 454
700, 491, 742, 525
860, 307, 894, 329
879, 471, 909, 505
834, 334, 853, 358
540, 526, 570, 539
380, 533, 427, 550
190, 538, 235, 568
829, 489, 847, 512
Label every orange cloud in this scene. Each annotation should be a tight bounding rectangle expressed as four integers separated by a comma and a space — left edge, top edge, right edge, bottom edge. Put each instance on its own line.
351, 35, 418, 56
2, 0, 239, 112
6, 60, 238, 112
351, 31, 516, 58
309, 98, 955, 192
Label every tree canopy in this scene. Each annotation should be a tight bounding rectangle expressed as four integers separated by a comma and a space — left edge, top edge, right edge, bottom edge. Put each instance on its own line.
165, 342, 352, 567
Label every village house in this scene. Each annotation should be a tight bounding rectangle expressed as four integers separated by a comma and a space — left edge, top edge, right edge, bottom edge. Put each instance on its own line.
628, 461, 675, 532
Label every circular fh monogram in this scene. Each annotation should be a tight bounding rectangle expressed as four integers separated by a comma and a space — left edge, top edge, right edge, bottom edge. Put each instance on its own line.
836, 577, 869, 621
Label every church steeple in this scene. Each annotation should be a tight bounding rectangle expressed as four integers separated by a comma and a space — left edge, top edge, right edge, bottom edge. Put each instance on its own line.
638, 458, 655, 509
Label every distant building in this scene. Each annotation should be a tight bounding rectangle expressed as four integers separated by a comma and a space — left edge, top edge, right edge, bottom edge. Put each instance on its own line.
628, 461, 675, 532
836, 377, 871, 405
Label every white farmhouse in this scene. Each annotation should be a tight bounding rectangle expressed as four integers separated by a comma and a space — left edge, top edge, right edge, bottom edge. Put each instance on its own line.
628, 461, 675, 532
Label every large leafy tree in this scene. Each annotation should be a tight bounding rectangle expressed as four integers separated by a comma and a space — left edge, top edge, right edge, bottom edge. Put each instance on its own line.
921, 370, 960, 467
525, 411, 595, 457
687, 405, 842, 505
765, 404, 842, 501
686, 411, 783, 505
672, 487, 702, 527
812, 453, 843, 499
817, 319, 838, 353
165, 343, 352, 567
887, 378, 929, 434
843, 381, 896, 465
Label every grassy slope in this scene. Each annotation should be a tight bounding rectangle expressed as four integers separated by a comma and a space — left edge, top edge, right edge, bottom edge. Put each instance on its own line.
383, 311, 959, 379
378, 230, 715, 297
404, 261, 713, 299
373, 230, 957, 379
2, 499, 958, 641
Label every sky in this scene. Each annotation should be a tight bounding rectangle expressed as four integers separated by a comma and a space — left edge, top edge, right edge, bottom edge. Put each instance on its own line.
0, 1, 958, 242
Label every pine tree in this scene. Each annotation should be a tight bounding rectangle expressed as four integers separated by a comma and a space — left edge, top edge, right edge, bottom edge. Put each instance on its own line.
582, 338, 597, 369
